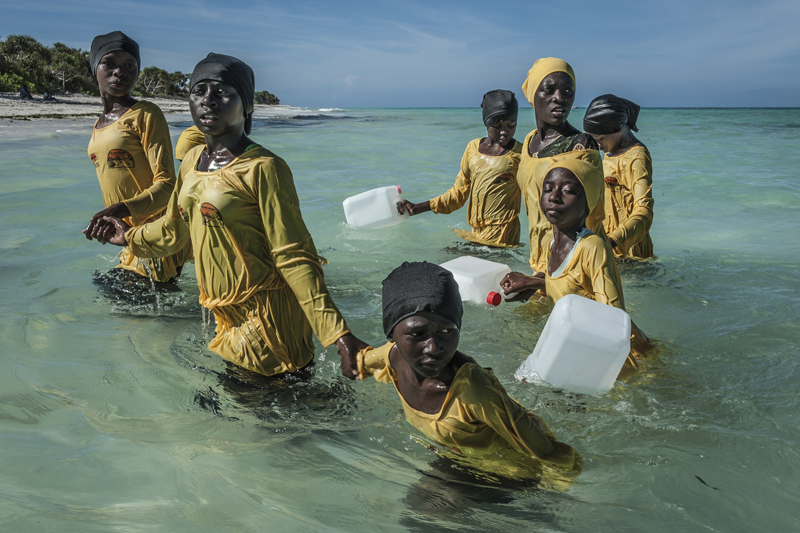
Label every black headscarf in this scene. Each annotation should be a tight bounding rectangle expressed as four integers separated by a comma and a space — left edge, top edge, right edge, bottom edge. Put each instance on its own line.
481, 89, 519, 128
382, 262, 463, 338
190, 53, 255, 134
583, 94, 641, 135
90, 31, 140, 76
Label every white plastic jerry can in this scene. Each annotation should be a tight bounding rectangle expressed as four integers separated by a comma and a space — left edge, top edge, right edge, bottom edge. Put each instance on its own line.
343, 186, 409, 229
439, 256, 511, 306
515, 294, 632, 393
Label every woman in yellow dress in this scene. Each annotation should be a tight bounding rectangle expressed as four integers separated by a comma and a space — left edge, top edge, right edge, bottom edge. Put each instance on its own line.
397, 90, 523, 247
502, 58, 604, 298
83, 31, 190, 283
503, 158, 655, 374
355, 261, 580, 488
88, 53, 367, 378
583, 94, 655, 259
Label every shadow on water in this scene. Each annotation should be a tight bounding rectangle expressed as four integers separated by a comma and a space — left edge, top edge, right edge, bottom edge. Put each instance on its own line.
169, 325, 359, 433
90, 268, 200, 318
442, 240, 529, 263
400, 453, 565, 531
615, 257, 667, 278
92, 267, 178, 300
210, 361, 356, 427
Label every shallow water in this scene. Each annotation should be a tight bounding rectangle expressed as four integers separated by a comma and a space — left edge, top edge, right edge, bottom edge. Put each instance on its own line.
1, 106, 799, 531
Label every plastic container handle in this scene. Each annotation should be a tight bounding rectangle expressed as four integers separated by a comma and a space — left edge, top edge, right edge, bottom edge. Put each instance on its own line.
486, 291, 502, 306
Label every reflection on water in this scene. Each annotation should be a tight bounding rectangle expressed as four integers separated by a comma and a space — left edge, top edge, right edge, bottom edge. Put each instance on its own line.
0, 108, 799, 531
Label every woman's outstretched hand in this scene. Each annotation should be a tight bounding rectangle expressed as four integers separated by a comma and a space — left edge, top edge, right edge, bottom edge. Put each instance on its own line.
83, 216, 131, 246
84, 202, 131, 240
500, 271, 546, 302
336, 333, 370, 380
396, 200, 431, 216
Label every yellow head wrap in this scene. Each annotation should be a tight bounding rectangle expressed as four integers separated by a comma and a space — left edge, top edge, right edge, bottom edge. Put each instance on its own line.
538, 158, 603, 215
521, 58, 576, 109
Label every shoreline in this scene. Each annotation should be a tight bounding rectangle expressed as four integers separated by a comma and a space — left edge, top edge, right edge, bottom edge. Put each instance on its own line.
0, 92, 191, 119
0, 92, 299, 141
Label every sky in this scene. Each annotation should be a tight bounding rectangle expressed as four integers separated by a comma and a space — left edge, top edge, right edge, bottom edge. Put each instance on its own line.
3, 0, 799, 108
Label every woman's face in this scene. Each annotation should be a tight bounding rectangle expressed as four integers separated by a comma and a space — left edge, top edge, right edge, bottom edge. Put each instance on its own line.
589, 130, 625, 154
487, 117, 517, 147
540, 167, 588, 229
96, 51, 138, 97
534, 72, 575, 126
390, 312, 460, 380
189, 80, 245, 136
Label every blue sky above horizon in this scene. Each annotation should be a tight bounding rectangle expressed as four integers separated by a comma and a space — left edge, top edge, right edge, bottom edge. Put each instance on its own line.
3, 0, 799, 108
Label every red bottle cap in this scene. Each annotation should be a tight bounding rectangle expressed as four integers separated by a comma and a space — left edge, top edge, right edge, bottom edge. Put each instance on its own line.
486, 291, 502, 306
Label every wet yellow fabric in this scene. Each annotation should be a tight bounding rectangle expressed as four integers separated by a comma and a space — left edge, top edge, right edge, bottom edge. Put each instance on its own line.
126, 144, 349, 376
87, 101, 190, 281
603, 145, 655, 259
175, 125, 205, 161
544, 233, 655, 373
430, 138, 523, 247
517, 130, 606, 273
357, 342, 581, 485
521, 57, 575, 109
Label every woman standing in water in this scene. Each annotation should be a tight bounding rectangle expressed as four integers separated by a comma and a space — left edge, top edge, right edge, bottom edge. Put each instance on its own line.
83, 31, 190, 283
503, 159, 655, 374
501, 58, 604, 299
397, 90, 523, 247
88, 53, 367, 378
584, 94, 655, 260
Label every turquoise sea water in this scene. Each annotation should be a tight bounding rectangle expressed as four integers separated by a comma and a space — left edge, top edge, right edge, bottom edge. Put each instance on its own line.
1, 106, 799, 531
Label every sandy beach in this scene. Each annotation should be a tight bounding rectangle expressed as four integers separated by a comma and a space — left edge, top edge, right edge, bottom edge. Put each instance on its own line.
0, 92, 298, 141
0, 91, 190, 119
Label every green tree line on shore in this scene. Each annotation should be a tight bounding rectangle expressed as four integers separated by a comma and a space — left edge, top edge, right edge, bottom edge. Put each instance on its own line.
0, 35, 280, 104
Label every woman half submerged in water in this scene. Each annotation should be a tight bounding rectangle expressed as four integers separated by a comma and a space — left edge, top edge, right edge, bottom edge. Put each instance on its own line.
506, 58, 604, 298
584, 94, 655, 260
353, 261, 581, 489
398, 90, 523, 247
503, 159, 656, 375
87, 53, 368, 379
83, 31, 191, 284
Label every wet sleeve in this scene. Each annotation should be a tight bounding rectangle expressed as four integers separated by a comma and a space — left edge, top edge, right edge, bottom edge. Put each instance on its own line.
258, 160, 349, 347
357, 342, 394, 383
463, 368, 579, 469
125, 157, 191, 258
610, 156, 654, 254
581, 239, 625, 309
429, 143, 473, 214
123, 105, 177, 218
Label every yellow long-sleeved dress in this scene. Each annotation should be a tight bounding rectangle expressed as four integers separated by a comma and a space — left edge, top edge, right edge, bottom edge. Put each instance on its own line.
126, 144, 350, 376
602, 145, 655, 259
544, 229, 656, 374
429, 138, 522, 247
88, 101, 191, 281
357, 342, 580, 486
516, 130, 606, 273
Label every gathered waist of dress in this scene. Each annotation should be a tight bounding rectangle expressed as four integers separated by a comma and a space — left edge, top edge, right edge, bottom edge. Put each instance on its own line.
471, 213, 519, 228
199, 279, 286, 310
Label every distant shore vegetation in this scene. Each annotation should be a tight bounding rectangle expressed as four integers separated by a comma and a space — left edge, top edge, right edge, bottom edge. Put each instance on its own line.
0, 35, 280, 104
